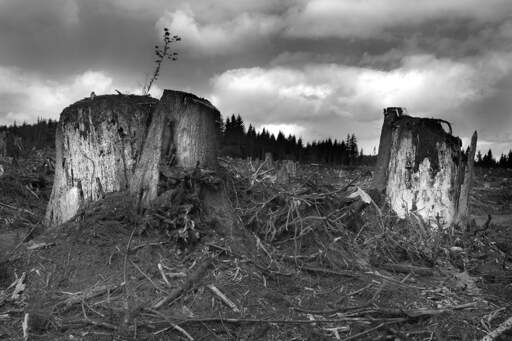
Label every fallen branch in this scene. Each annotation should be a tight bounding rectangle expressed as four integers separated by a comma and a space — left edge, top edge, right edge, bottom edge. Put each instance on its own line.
301, 265, 363, 279
63, 317, 117, 330
0, 201, 36, 216
357, 302, 478, 319
380, 263, 434, 277
26, 241, 55, 251
58, 283, 123, 310
481, 315, 512, 341
171, 316, 409, 325
341, 321, 395, 341
153, 257, 213, 309
293, 302, 477, 319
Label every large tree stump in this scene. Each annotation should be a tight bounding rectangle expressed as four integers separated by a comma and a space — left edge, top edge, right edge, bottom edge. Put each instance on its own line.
373, 108, 477, 228
129, 90, 220, 208
44, 95, 157, 226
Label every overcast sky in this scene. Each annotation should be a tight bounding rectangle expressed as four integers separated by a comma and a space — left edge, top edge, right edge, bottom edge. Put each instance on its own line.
0, 0, 511, 155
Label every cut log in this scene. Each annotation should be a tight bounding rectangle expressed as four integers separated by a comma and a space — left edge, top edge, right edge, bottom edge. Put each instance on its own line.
373, 108, 477, 228
44, 94, 157, 226
130, 90, 220, 208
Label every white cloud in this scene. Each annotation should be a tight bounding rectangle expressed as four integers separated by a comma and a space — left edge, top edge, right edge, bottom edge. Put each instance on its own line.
0, 68, 115, 124
210, 52, 512, 149
259, 123, 305, 138
156, 9, 283, 56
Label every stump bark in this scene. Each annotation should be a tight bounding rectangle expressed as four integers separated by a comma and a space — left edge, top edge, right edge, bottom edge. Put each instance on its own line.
44, 95, 157, 226
129, 90, 220, 208
373, 108, 477, 228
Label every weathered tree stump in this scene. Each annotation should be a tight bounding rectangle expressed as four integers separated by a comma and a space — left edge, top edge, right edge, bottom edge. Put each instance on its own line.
44, 95, 157, 226
276, 160, 297, 184
264, 152, 273, 169
373, 108, 477, 227
129, 90, 220, 208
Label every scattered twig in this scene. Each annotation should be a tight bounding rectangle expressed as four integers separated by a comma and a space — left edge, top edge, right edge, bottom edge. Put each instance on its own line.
153, 257, 212, 309
128, 259, 168, 294
158, 263, 171, 287
11, 272, 26, 301
301, 265, 363, 279
147, 308, 195, 340
129, 241, 167, 254
207, 284, 240, 313
24, 185, 39, 199
341, 321, 395, 341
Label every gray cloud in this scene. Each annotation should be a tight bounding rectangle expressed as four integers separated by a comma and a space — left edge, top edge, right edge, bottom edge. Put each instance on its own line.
0, 0, 510, 154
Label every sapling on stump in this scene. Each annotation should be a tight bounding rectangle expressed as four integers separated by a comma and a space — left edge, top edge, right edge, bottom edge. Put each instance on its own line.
44, 94, 157, 226
373, 107, 477, 228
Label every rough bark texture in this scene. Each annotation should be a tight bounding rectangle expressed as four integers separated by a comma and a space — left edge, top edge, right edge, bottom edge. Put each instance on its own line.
374, 108, 477, 228
457, 131, 478, 223
372, 108, 402, 192
130, 90, 220, 208
45, 95, 157, 226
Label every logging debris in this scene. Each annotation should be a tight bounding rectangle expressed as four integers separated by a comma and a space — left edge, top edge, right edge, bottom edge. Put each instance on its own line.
0, 153, 512, 339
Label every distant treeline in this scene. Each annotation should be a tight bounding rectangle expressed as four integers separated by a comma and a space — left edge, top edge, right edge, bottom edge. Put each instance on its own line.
475, 149, 512, 169
220, 114, 373, 165
0, 118, 57, 154
1, 116, 510, 169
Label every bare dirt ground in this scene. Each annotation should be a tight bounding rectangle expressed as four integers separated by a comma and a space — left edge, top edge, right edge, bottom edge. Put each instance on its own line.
1, 151, 512, 340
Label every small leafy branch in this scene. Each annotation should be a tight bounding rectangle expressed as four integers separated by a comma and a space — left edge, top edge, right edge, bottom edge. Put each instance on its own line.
143, 27, 181, 95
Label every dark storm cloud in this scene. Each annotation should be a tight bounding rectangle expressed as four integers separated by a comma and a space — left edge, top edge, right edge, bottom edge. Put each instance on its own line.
0, 0, 510, 154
